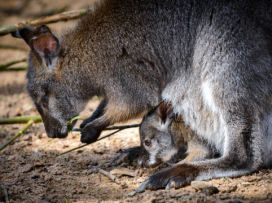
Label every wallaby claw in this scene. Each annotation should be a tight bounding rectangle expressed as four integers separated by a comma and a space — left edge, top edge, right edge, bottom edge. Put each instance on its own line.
165, 181, 173, 190
136, 179, 150, 193
80, 118, 93, 128
79, 121, 88, 129
166, 162, 175, 166
111, 152, 129, 166
137, 164, 197, 192
165, 179, 181, 190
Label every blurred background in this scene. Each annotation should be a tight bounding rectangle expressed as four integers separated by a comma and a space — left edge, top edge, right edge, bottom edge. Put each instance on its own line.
0, 0, 99, 96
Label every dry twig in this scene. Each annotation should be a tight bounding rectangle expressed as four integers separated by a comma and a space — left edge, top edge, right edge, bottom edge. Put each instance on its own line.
0, 116, 140, 130
0, 9, 90, 37
58, 129, 122, 156
0, 57, 27, 70
110, 168, 136, 177
0, 116, 42, 125
0, 66, 28, 72
99, 169, 120, 184
73, 123, 140, 132
0, 119, 35, 152
0, 44, 28, 51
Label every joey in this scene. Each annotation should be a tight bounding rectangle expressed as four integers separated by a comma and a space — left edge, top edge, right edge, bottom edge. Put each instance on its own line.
138, 101, 215, 168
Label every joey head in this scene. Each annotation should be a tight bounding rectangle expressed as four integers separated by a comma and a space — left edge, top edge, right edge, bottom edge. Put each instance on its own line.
138, 101, 214, 168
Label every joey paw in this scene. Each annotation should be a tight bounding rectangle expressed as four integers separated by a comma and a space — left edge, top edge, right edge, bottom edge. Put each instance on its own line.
80, 124, 102, 144
112, 146, 140, 165
136, 163, 199, 192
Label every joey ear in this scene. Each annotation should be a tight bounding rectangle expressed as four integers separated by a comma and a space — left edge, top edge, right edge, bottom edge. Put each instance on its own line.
156, 101, 174, 123
11, 25, 60, 66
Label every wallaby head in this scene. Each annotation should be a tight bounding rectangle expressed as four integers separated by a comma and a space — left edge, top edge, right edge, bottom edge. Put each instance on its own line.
11, 25, 86, 138
138, 101, 188, 168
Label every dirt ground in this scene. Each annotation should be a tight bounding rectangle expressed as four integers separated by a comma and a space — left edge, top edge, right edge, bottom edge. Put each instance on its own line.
1, 1, 272, 203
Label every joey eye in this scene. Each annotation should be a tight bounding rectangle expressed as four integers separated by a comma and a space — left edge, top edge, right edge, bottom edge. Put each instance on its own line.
42, 96, 49, 107
144, 139, 152, 146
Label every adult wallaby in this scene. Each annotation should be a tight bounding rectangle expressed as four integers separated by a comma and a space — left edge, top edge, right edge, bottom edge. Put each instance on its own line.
135, 1, 272, 192
12, 0, 272, 191
137, 101, 216, 168
11, 0, 172, 143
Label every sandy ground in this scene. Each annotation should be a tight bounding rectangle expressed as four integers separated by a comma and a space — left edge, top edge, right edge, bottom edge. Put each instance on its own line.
1, 1, 272, 203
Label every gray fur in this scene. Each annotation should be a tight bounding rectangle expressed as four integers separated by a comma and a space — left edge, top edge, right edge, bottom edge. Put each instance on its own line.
138, 103, 216, 168
11, 0, 272, 188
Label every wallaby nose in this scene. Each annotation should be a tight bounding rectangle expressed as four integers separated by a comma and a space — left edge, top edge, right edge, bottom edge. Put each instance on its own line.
46, 131, 56, 138
45, 128, 68, 138
56, 127, 68, 138
56, 131, 68, 138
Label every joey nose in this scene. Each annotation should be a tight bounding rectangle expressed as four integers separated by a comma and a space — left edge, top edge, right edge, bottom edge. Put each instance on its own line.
46, 131, 56, 138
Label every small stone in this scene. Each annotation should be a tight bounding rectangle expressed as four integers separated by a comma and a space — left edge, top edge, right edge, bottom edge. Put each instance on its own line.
191, 181, 213, 190
127, 191, 136, 197
93, 149, 106, 154
241, 182, 255, 186
219, 185, 238, 193
55, 177, 62, 181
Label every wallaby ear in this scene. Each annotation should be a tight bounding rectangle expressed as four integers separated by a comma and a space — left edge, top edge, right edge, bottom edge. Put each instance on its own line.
156, 101, 174, 123
11, 26, 35, 45
31, 25, 60, 63
11, 25, 60, 66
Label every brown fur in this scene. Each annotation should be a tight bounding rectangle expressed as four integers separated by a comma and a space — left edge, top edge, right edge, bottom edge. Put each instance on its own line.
138, 101, 213, 168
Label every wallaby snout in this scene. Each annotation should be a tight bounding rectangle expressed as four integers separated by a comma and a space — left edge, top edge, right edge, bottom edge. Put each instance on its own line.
44, 121, 68, 139
43, 115, 77, 139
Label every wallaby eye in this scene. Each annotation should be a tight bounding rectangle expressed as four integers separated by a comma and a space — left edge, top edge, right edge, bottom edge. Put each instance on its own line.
145, 139, 152, 146
42, 96, 49, 107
